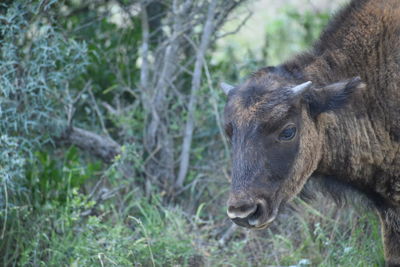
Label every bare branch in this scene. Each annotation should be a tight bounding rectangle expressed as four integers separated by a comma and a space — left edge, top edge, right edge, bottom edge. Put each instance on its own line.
202, 49, 230, 159
65, 81, 91, 128
101, 102, 119, 116
217, 9, 253, 39
214, 0, 248, 33
175, 0, 218, 189
59, 127, 121, 163
140, 1, 150, 92
88, 85, 110, 137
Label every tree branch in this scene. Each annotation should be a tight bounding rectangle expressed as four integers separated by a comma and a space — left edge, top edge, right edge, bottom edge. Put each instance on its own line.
59, 127, 121, 163
175, 0, 218, 189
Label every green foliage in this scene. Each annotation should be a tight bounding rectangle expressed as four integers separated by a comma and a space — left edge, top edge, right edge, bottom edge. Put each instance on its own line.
1, 147, 200, 266
130, 200, 198, 266
13, 198, 200, 266
0, 136, 25, 204
267, 207, 384, 267
0, 0, 88, 206
1, 144, 385, 266
26, 147, 101, 205
0, 0, 87, 140
57, 4, 143, 137
0, 147, 100, 265
265, 7, 330, 64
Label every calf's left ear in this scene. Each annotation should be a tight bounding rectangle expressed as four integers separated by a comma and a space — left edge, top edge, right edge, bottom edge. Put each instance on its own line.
304, 76, 365, 117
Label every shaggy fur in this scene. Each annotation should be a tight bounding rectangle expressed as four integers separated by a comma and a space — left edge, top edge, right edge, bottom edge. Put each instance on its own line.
223, 0, 400, 265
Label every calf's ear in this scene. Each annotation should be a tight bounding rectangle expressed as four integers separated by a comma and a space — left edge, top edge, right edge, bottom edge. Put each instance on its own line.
305, 76, 365, 117
220, 82, 235, 95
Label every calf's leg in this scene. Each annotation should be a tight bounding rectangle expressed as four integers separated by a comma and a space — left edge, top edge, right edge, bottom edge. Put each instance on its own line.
377, 207, 400, 267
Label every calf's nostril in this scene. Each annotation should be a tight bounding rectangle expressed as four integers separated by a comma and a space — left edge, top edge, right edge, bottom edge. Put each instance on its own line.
248, 204, 263, 226
227, 203, 257, 219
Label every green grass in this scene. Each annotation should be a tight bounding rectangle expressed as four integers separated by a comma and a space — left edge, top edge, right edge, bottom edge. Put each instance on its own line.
1, 195, 384, 266
1, 148, 384, 266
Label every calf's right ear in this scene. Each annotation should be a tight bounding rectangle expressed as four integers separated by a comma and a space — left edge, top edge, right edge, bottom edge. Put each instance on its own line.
305, 76, 365, 118
220, 82, 235, 95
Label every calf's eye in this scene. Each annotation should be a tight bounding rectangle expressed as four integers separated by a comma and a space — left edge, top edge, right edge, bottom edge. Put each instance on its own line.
279, 127, 296, 141
225, 123, 233, 138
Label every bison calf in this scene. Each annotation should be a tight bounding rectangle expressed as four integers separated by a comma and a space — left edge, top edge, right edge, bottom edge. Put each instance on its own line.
222, 0, 400, 265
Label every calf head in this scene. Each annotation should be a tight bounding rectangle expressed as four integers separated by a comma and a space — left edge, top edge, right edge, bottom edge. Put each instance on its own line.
222, 67, 364, 229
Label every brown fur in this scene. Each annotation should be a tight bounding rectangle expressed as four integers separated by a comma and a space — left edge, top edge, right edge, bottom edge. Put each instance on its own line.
224, 0, 400, 265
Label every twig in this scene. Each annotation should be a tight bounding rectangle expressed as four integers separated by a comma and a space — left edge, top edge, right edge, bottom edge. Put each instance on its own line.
201, 46, 231, 159
213, 0, 248, 33
173, 174, 205, 197
140, 0, 150, 106
88, 85, 110, 137
217, 9, 253, 39
218, 223, 237, 246
65, 81, 91, 128
101, 102, 119, 116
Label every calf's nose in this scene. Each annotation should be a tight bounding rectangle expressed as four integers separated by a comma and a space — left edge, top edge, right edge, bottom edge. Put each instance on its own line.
227, 191, 260, 221
227, 200, 257, 219
227, 192, 269, 228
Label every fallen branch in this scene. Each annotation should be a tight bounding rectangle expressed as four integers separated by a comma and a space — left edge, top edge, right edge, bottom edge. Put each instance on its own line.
59, 127, 121, 163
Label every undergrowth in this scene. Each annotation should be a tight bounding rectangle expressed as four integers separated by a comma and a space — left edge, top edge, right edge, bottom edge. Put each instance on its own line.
0, 146, 384, 266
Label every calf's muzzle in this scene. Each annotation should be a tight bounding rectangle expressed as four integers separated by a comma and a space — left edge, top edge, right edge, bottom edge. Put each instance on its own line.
227, 191, 275, 229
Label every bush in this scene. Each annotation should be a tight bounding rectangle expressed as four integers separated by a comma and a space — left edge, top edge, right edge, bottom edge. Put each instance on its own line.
0, 0, 88, 206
